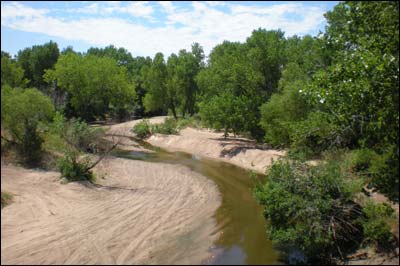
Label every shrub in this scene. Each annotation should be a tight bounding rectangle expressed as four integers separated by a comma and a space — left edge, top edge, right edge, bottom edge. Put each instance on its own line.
1, 87, 55, 166
132, 119, 151, 139
359, 201, 394, 248
343, 147, 399, 202
176, 116, 202, 130
367, 145, 399, 202
47, 113, 108, 183
289, 111, 344, 157
346, 148, 379, 173
17, 119, 44, 166
57, 151, 95, 182
151, 117, 178, 135
254, 158, 363, 263
1, 191, 13, 208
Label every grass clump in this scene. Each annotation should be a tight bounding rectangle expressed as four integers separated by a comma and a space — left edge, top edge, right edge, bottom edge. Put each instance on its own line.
1, 191, 13, 208
151, 117, 178, 135
132, 119, 152, 139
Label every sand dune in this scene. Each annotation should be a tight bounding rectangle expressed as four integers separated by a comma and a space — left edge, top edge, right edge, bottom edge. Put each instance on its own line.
1, 158, 220, 265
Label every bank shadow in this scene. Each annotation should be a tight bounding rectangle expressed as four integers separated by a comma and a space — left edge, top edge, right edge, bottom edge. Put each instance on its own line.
209, 137, 273, 158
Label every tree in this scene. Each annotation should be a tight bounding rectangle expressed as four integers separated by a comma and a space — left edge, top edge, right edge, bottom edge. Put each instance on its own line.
1, 52, 29, 88
44, 53, 135, 121
17, 41, 60, 91
302, 1, 399, 199
86, 45, 136, 74
246, 29, 286, 96
142, 52, 168, 115
196, 41, 264, 138
259, 63, 310, 146
1, 87, 55, 165
199, 92, 253, 137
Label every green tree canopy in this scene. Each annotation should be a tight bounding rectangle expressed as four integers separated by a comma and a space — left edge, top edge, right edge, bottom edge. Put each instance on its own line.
44, 53, 135, 121
1, 52, 29, 88
17, 41, 59, 91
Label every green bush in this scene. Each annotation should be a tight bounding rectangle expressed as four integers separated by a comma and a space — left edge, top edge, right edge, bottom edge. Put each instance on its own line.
367, 145, 399, 202
1, 87, 55, 166
289, 111, 344, 157
344, 147, 399, 202
151, 117, 178, 135
1, 191, 13, 208
359, 201, 394, 248
17, 119, 44, 166
347, 149, 379, 173
254, 158, 363, 263
259, 63, 310, 147
176, 116, 202, 130
132, 119, 151, 139
57, 151, 95, 182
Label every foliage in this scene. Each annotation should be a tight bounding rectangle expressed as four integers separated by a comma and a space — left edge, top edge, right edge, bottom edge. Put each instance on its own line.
46, 112, 107, 182
132, 119, 152, 139
1, 87, 55, 165
44, 53, 135, 121
196, 40, 265, 139
199, 92, 254, 137
151, 117, 178, 135
358, 201, 395, 248
366, 145, 399, 202
302, 1, 399, 199
142, 44, 204, 118
289, 111, 344, 157
254, 158, 364, 263
259, 63, 310, 146
246, 28, 286, 95
16, 41, 59, 91
57, 150, 95, 182
1, 191, 13, 209
176, 115, 202, 130
132, 118, 180, 139
1, 53, 29, 88
142, 53, 168, 114
17, 119, 45, 166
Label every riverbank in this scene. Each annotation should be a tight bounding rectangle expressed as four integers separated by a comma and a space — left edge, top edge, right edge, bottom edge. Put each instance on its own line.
106, 116, 286, 174
1, 158, 220, 264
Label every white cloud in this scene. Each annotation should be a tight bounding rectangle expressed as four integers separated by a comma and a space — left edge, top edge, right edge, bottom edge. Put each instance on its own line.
1, 1, 327, 57
123, 2, 154, 19
1, 2, 49, 20
66, 1, 154, 19
158, 1, 176, 14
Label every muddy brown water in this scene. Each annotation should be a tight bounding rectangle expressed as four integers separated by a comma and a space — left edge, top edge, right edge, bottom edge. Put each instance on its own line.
112, 139, 282, 265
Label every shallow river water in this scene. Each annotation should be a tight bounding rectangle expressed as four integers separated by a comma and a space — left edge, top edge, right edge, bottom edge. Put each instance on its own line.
113, 140, 281, 265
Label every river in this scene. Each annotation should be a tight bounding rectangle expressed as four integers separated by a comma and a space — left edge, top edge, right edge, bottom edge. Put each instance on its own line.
112, 139, 281, 265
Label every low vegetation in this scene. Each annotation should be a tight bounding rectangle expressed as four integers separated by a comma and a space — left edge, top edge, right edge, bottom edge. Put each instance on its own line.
132, 116, 201, 139
1, 191, 13, 208
46, 112, 117, 182
254, 151, 396, 264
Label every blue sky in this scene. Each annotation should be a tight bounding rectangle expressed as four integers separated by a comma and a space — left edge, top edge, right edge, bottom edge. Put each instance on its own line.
1, 1, 339, 58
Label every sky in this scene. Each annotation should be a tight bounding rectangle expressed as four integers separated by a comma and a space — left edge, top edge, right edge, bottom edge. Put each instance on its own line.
1, 1, 339, 58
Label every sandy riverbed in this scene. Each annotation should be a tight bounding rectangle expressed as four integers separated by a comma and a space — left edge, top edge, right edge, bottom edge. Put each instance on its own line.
105, 116, 286, 174
1, 157, 220, 264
